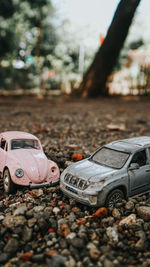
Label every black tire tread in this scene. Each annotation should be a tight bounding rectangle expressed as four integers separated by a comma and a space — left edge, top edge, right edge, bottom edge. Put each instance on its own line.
3, 169, 14, 193
105, 189, 124, 207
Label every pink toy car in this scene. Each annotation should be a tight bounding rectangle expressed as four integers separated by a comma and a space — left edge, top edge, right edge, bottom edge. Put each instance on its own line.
0, 131, 60, 193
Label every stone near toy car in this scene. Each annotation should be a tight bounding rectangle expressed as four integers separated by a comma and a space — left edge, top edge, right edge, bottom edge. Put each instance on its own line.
0, 131, 60, 193
60, 136, 150, 207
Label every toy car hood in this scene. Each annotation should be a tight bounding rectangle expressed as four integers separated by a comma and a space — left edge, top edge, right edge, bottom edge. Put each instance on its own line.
8, 149, 52, 184
66, 159, 117, 182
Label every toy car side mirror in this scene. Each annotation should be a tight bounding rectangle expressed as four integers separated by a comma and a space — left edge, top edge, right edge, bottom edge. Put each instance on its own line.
128, 163, 140, 171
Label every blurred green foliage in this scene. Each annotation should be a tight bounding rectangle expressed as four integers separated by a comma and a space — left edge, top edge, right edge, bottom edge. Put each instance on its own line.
0, 0, 103, 92
0, 0, 81, 91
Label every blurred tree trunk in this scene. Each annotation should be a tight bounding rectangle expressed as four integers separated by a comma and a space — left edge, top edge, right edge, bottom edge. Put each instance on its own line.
78, 0, 141, 97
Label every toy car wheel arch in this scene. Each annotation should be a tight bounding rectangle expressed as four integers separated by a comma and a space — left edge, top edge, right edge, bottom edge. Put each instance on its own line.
105, 189, 124, 208
3, 168, 14, 193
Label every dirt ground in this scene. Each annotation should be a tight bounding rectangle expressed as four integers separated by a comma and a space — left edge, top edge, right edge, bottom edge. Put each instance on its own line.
1, 95, 150, 266
0, 95, 150, 152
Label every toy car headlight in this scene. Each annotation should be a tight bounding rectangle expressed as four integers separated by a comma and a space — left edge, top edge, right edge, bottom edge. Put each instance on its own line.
15, 168, 24, 178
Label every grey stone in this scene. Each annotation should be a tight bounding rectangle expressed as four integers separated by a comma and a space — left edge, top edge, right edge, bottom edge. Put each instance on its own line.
135, 230, 146, 249
70, 222, 78, 231
65, 256, 76, 267
82, 257, 91, 265
66, 232, 76, 239
87, 243, 97, 250
106, 226, 118, 242
3, 215, 15, 228
4, 238, 19, 253
136, 206, 150, 221
104, 258, 114, 267
61, 249, 70, 256
53, 207, 60, 215
14, 215, 27, 227
47, 240, 53, 247
0, 253, 10, 263
59, 238, 67, 249
0, 215, 4, 221
49, 218, 57, 229
32, 189, 44, 197
13, 206, 27, 216
26, 209, 34, 219
101, 217, 114, 226
22, 226, 32, 242
100, 246, 111, 254
3, 215, 26, 228
32, 254, 44, 262
128, 222, 142, 231
46, 187, 56, 193
33, 206, 45, 213
67, 214, 76, 223
89, 247, 100, 260
76, 262, 84, 267
48, 232, 56, 239
125, 201, 134, 211
38, 217, 48, 229
112, 208, 121, 219
51, 254, 67, 267
70, 238, 84, 249
57, 218, 67, 227
28, 217, 36, 228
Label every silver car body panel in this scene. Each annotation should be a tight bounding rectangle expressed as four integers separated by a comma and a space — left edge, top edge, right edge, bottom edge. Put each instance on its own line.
60, 136, 150, 206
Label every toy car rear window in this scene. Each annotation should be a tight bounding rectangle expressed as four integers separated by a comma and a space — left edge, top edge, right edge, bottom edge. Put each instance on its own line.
11, 139, 40, 150
91, 147, 130, 169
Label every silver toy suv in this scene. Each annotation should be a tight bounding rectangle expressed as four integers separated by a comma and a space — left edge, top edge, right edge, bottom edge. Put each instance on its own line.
60, 137, 150, 207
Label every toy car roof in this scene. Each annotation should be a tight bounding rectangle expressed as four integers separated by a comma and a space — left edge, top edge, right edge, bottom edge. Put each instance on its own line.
106, 136, 150, 153
0, 131, 38, 141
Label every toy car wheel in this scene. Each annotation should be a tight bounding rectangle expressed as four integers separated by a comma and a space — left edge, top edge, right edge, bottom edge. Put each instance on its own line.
3, 169, 14, 193
106, 189, 124, 208
0, 172, 3, 191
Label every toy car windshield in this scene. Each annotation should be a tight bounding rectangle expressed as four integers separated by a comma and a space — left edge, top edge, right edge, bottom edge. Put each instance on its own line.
91, 147, 130, 169
11, 139, 40, 150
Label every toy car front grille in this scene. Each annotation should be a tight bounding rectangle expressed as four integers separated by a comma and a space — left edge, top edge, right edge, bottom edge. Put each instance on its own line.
64, 173, 88, 190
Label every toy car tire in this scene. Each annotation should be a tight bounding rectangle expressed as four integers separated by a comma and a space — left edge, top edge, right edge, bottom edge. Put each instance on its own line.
105, 189, 124, 207
3, 169, 14, 193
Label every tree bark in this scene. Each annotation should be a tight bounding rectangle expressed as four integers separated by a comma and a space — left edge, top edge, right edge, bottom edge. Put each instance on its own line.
78, 0, 141, 97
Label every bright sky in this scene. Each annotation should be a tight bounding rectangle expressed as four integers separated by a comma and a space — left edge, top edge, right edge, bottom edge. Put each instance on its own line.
53, 0, 118, 35
53, 0, 150, 30
52, 0, 150, 48
53, 0, 119, 33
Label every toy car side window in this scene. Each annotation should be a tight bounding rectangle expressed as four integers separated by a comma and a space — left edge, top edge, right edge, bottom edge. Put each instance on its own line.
0, 139, 6, 150
130, 149, 146, 167
148, 148, 150, 156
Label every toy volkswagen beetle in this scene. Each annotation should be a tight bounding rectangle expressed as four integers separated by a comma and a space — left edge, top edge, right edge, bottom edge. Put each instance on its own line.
0, 131, 60, 193
60, 136, 150, 207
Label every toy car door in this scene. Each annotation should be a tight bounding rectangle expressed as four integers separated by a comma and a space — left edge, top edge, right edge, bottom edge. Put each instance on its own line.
128, 149, 150, 195
0, 138, 7, 173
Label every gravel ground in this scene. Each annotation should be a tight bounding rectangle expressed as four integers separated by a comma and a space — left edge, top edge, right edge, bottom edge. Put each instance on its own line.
1, 96, 150, 267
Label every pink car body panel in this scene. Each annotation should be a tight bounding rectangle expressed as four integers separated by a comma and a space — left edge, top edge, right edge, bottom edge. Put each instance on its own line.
0, 131, 60, 187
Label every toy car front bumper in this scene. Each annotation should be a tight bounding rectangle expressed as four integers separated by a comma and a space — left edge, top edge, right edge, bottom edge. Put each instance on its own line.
60, 182, 99, 206
29, 180, 59, 189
